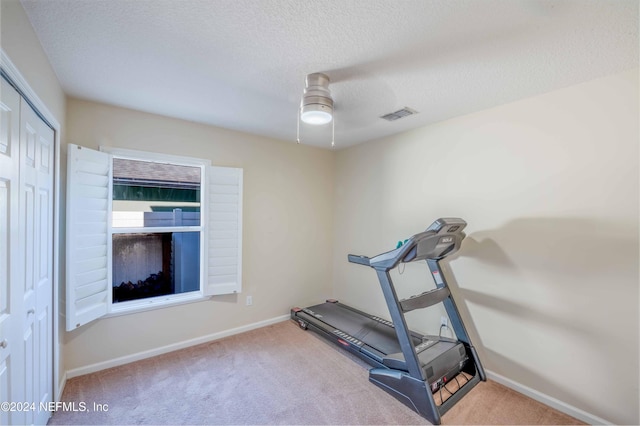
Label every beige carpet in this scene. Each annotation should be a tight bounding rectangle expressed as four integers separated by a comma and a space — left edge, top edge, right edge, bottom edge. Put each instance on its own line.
50, 321, 584, 425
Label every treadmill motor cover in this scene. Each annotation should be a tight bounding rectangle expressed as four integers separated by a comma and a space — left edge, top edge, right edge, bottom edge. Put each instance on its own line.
424, 341, 468, 390
383, 340, 468, 389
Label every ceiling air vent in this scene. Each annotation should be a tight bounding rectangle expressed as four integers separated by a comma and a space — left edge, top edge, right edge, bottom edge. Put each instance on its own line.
380, 107, 418, 121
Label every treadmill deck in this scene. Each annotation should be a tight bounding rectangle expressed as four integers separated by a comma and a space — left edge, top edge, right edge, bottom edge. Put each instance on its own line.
304, 302, 423, 355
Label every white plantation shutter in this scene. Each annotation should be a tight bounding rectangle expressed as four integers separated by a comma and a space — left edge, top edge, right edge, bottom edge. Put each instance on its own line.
205, 166, 243, 296
65, 144, 111, 330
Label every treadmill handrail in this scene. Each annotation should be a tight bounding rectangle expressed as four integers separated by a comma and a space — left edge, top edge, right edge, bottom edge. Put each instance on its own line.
348, 254, 371, 266
368, 232, 433, 271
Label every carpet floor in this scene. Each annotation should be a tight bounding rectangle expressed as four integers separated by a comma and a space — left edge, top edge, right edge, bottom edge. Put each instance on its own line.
49, 320, 584, 425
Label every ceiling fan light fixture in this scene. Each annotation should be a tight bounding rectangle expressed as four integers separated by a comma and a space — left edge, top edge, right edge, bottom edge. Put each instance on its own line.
301, 104, 333, 125
300, 72, 333, 125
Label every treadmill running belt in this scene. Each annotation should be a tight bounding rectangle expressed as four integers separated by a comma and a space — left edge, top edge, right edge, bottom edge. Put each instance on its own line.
307, 302, 421, 355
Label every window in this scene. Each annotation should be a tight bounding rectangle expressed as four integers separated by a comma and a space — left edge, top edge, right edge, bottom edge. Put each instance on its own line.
111, 158, 202, 304
65, 144, 242, 331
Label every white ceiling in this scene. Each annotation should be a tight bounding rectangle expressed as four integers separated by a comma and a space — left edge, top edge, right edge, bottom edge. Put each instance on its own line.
21, 0, 638, 149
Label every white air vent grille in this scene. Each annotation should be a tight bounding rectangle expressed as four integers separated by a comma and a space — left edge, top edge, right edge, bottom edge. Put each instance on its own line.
380, 107, 418, 121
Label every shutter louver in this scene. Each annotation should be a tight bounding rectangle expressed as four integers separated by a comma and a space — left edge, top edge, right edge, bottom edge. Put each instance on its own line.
205, 166, 243, 296
65, 144, 111, 330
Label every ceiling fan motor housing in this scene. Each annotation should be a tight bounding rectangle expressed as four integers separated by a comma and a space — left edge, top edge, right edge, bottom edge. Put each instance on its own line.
301, 72, 333, 124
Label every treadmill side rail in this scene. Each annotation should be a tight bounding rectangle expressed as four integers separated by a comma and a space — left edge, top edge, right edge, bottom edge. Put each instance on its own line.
369, 368, 441, 425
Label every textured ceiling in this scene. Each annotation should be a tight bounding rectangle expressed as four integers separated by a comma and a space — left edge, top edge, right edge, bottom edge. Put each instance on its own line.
20, 0, 639, 149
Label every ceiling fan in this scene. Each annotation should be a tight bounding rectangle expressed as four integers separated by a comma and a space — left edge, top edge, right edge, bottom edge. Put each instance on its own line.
296, 72, 335, 148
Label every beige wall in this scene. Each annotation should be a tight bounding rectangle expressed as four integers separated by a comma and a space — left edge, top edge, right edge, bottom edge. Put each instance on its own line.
333, 69, 639, 425
63, 99, 335, 371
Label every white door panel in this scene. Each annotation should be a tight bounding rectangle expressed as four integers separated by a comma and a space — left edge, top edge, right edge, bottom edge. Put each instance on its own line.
20, 98, 54, 425
34, 114, 54, 426
0, 79, 24, 426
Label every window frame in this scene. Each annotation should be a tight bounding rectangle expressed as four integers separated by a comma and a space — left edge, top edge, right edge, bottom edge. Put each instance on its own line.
66, 144, 243, 331
104, 147, 209, 315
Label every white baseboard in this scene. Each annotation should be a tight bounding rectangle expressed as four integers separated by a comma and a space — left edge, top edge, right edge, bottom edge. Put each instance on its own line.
485, 370, 611, 425
56, 372, 67, 402
65, 314, 290, 379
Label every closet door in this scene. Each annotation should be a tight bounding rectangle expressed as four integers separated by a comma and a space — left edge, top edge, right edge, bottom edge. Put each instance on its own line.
0, 78, 25, 426
0, 76, 54, 425
19, 96, 54, 425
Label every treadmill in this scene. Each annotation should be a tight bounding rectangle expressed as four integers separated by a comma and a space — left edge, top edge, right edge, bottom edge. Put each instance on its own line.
291, 218, 485, 424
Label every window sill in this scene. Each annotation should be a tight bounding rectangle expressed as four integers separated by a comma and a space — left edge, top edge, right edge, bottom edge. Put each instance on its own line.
106, 292, 207, 317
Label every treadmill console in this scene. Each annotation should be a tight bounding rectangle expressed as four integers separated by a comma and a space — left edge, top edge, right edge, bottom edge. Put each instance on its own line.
425, 217, 467, 234
366, 218, 468, 269
403, 218, 467, 262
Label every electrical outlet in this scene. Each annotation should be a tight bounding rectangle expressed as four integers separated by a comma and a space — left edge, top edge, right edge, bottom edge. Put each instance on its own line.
440, 316, 448, 327
246, 295, 252, 306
